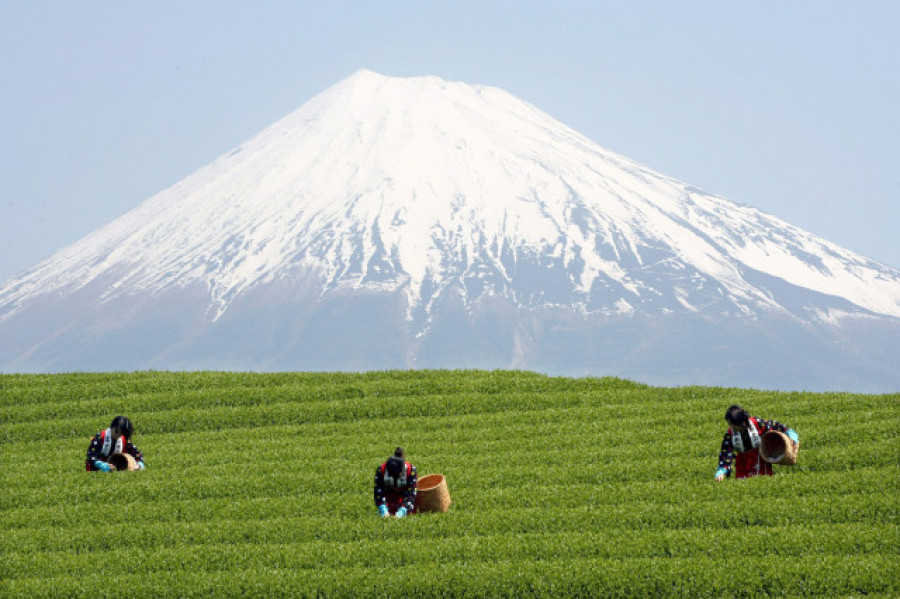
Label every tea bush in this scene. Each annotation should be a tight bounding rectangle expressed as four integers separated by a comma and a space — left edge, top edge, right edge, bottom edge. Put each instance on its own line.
1, 371, 897, 597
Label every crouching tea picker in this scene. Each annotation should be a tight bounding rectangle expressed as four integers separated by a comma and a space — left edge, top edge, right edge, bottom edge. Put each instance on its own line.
374, 447, 417, 517
715, 405, 798, 481
86, 416, 145, 472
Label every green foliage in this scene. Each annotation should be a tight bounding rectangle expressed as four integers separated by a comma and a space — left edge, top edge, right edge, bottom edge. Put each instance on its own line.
1, 370, 897, 597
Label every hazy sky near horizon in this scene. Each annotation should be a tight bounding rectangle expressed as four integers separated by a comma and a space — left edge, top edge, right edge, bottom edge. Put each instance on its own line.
1, 1, 898, 283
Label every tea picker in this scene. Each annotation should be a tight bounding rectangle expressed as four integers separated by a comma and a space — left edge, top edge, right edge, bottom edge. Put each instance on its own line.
85, 415, 146, 472
715, 405, 798, 481
374, 447, 418, 517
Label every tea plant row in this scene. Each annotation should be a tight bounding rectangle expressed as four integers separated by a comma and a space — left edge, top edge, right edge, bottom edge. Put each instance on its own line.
1, 370, 897, 597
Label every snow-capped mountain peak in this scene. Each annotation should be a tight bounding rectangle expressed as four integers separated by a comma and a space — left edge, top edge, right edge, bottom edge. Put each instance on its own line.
3, 70, 897, 326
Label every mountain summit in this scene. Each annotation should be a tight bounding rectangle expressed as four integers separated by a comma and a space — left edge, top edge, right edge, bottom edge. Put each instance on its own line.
2, 70, 899, 390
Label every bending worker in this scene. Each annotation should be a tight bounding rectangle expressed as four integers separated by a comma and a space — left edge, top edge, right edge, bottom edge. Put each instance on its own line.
716, 404, 798, 481
374, 447, 417, 517
86, 415, 145, 472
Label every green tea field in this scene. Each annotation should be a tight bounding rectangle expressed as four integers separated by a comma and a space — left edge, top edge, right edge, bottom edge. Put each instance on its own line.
1, 371, 897, 597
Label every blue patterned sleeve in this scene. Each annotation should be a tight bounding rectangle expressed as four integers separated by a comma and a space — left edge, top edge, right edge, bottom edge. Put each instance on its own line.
125, 441, 144, 465
403, 465, 418, 511
85, 433, 104, 470
717, 432, 734, 477
374, 466, 387, 507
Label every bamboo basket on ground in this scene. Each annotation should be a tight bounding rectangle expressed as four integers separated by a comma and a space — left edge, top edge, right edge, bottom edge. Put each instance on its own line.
417, 474, 451, 513
760, 431, 799, 465
108, 452, 138, 471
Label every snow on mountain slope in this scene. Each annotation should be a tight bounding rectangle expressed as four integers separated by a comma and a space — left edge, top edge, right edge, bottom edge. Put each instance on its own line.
2, 69, 899, 332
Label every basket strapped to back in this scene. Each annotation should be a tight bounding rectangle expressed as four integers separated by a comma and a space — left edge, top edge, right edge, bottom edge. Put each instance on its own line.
108, 452, 138, 471
760, 431, 799, 465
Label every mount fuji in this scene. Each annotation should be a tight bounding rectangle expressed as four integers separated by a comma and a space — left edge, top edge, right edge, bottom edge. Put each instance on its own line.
2, 70, 899, 391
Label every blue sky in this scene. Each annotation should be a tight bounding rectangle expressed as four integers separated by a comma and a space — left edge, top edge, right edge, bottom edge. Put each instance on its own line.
1, 1, 898, 283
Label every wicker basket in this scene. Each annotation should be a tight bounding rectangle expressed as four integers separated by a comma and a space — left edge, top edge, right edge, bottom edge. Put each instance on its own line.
417, 474, 451, 513
108, 452, 138, 471
760, 431, 799, 466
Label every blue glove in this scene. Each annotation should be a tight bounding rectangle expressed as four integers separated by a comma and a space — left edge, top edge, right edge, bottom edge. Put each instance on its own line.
396, 507, 407, 518
94, 461, 112, 472
786, 429, 799, 443
378, 504, 389, 518
715, 468, 727, 479
136, 461, 146, 471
